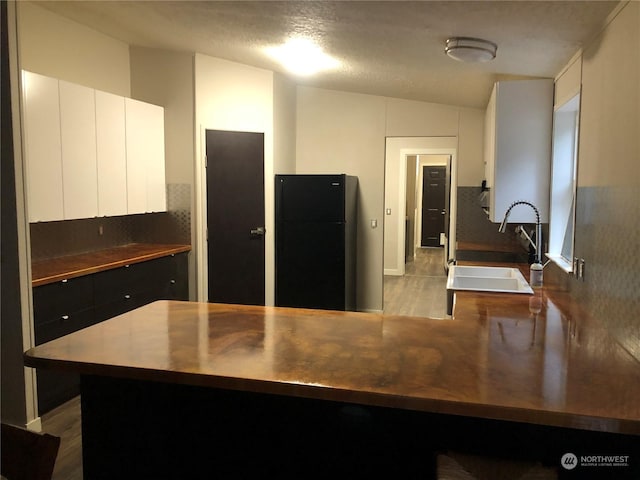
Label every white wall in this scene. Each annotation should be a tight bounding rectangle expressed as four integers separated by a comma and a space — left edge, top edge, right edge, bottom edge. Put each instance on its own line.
273, 72, 297, 176
457, 107, 486, 186
194, 54, 277, 304
130, 47, 195, 186
296, 87, 484, 311
296, 87, 387, 312
17, 2, 130, 96
579, 1, 639, 188
554, 54, 582, 109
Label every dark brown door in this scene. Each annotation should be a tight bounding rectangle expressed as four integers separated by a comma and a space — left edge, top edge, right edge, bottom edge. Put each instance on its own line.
206, 130, 265, 305
421, 166, 446, 247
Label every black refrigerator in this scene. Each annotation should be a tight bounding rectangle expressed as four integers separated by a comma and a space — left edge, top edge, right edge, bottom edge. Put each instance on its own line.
275, 174, 358, 311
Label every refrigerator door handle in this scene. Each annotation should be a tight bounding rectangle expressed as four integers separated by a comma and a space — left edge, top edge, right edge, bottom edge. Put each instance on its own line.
250, 226, 266, 237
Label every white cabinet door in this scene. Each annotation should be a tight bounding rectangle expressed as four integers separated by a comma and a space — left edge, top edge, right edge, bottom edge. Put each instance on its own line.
484, 79, 553, 223
95, 91, 128, 216
125, 98, 166, 214
483, 84, 496, 189
124, 98, 148, 214
22, 71, 64, 222
59, 80, 98, 220
144, 103, 166, 213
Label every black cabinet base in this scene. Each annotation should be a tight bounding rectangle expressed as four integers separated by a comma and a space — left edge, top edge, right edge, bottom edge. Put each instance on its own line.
34, 252, 189, 414
80, 376, 639, 480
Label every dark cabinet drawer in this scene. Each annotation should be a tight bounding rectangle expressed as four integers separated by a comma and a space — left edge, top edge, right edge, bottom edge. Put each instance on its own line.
94, 261, 161, 306
35, 307, 95, 345
94, 291, 157, 323
154, 253, 189, 300
33, 275, 94, 325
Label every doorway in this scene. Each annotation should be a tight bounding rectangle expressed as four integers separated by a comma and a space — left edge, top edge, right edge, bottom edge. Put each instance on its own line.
383, 137, 457, 278
205, 129, 265, 305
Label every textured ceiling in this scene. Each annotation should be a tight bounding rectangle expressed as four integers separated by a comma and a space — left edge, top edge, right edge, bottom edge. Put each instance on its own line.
35, 0, 619, 108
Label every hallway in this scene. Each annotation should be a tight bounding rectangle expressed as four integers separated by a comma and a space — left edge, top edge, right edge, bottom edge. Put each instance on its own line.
383, 248, 449, 319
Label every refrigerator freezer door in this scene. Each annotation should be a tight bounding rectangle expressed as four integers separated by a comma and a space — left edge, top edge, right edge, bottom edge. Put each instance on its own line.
276, 222, 346, 310
276, 175, 345, 223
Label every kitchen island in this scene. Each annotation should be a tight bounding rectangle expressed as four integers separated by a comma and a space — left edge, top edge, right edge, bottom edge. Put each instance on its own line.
24, 292, 640, 478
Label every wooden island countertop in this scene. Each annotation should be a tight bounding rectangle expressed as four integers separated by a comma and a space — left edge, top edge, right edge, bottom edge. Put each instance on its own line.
24, 290, 640, 435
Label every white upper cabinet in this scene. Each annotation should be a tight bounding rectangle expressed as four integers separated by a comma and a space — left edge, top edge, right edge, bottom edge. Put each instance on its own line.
59, 80, 98, 220
125, 98, 166, 214
22, 71, 64, 222
484, 79, 553, 224
21, 71, 166, 222
95, 90, 128, 216
144, 103, 167, 213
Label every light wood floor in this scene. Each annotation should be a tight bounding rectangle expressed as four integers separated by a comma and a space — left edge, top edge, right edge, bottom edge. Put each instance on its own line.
41, 251, 448, 478
383, 247, 448, 318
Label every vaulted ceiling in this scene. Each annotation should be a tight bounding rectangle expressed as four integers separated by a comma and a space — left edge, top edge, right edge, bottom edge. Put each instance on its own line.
36, 1, 619, 108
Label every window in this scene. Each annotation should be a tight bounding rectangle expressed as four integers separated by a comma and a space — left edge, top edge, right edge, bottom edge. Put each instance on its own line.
548, 93, 580, 272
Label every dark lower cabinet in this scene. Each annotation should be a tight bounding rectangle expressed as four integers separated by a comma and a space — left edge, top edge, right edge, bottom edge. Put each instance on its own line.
33, 252, 189, 414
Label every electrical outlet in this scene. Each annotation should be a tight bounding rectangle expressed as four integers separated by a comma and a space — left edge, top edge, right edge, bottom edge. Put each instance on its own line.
574, 258, 586, 280
578, 258, 586, 281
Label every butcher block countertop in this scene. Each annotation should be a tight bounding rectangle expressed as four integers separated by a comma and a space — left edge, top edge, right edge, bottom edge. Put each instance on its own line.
31, 243, 191, 287
24, 288, 640, 435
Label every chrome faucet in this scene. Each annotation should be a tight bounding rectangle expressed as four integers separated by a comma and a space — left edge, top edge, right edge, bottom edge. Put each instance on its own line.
498, 200, 542, 264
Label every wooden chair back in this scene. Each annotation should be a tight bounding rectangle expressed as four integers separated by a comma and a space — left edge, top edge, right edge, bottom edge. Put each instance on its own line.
1, 423, 61, 480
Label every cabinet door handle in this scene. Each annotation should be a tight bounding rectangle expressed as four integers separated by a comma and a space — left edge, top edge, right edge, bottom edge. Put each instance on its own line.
124, 294, 131, 300
61, 315, 70, 321
61, 279, 68, 284
170, 280, 176, 284
250, 226, 265, 237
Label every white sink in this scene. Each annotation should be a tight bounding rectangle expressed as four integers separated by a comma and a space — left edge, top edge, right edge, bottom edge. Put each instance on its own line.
446, 265, 534, 294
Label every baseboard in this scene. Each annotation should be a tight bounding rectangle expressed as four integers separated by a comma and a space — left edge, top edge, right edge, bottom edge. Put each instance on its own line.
26, 416, 42, 432
359, 308, 383, 314
384, 268, 402, 276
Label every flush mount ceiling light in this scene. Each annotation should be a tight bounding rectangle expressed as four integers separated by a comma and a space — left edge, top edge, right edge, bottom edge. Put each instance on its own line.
266, 38, 340, 76
445, 37, 497, 63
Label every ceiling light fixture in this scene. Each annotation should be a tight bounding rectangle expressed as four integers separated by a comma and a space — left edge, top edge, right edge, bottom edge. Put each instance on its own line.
266, 38, 340, 76
445, 37, 497, 63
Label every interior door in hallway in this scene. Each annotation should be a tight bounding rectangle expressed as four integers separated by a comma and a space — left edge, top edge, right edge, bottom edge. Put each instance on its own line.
421, 166, 446, 248
206, 130, 265, 305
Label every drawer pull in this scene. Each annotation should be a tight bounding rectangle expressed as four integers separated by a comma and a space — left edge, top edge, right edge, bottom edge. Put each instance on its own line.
61, 315, 70, 321
124, 294, 131, 300
170, 280, 176, 284
61, 279, 68, 284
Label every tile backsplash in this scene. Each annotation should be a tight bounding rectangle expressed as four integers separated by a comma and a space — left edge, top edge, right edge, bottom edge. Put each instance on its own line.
562, 185, 639, 362
30, 183, 191, 261
456, 186, 530, 260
